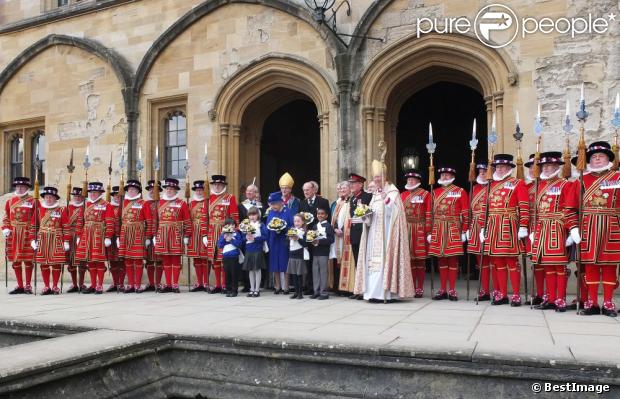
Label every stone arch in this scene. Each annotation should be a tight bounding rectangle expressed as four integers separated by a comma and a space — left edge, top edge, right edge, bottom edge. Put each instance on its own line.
133, 0, 346, 97
0, 34, 133, 113
358, 32, 518, 179
212, 54, 337, 198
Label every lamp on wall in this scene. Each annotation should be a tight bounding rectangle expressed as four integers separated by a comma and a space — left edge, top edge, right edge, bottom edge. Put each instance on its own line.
303, 0, 384, 41
401, 147, 420, 171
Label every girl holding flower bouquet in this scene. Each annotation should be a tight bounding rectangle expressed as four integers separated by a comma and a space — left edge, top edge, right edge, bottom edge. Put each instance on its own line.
286, 214, 309, 299
266, 191, 292, 294
241, 207, 268, 297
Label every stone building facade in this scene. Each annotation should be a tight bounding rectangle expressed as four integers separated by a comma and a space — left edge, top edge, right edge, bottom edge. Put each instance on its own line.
0, 0, 617, 203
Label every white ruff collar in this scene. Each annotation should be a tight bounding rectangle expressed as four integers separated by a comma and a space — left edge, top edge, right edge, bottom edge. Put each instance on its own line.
540, 168, 561, 180
587, 162, 613, 173
193, 194, 205, 201
493, 169, 513, 182
124, 193, 141, 201
70, 201, 84, 207
14, 191, 29, 197
476, 176, 488, 185
110, 199, 120, 206
405, 182, 421, 191
162, 193, 178, 201
438, 178, 455, 187
210, 186, 226, 196
41, 202, 59, 209
144, 192, 153, 201
87, 194, 104, 204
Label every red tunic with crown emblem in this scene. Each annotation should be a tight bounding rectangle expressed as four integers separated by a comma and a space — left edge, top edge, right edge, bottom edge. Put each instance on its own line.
75, 198, 115, 262
200, 193, 239, 265
530, 177, 576, 264
481, 177, 530, 256
30, 206, 71, 264
567, 170, 620, 264
118, 197, 153, 259
401, 187, 431, 260
2, 194, 37, 262
154, 197, 191, 256
187, 197, 207, 258
108, 202, 122, 261
467, 182, 488, 254
428, 184, 469, 257
144, 199, 160, 262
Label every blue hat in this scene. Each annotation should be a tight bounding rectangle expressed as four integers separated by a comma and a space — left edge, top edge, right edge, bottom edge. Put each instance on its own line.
268, 191, 283, 203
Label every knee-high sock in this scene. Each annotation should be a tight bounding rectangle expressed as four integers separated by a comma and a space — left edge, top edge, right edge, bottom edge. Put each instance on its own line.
534, 265, 545, 298
69, 267, 77, 286
507, 257, 520, 296
24, 262, 33, 286
214, 265, 222, 288
172, 256, 181, 286
545, 266, 557, 303
78, 266, 86, 287
556, 265, 567, 301
280, 272, 288, 290
479, 256, 490, 294
109, 267, 118, 286
12, 264, 24, 287
88, 264, 97, 288
438, 258, 448, 292
96, 263, 106, 288
125, 260, 135, 287
249, 270, 256, 292
492, 257, 508, 298
146, 263, 155, 286
41, 265, 51, 288
585, 265, 600, 305
52, 265, 61, 288
448, 257, 458, 291
412, 259, 425, 291
602, 265, 617, 304
118, 264, 126, 287
194, 260, 204, 286
134, 261, 144, 288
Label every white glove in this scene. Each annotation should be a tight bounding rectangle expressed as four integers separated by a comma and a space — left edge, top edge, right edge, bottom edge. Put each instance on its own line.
518, 227, 528, 239
76, 237, 80, 245
2, 228, 10, 238
565, 235, 574, 247
479, 229, 486, 243
529, 233, 534, 243
183, 237, 189, 245
461, 232, 467, 243
104, 238, 112, 247
426, 234, 432, 243
466, 230, 471, 241
570, 228, 581, 244
63, 241, 70, 252
30, 240, 38, 250
202, 236, 208, 248
145, 239, 151, 247
152, 237, 157, 246
116, 238, 120, 248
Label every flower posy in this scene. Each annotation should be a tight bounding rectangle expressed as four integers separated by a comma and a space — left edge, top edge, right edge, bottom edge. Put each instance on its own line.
305, 230, 318, 242
222, 225, 236, 234
267, 217, 287, 232
353, 204, 371, 217
300, 212, 314, 225
239, 219, 256, 234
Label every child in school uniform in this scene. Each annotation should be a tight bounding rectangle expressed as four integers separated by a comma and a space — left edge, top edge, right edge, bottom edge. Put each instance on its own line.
242, 207, 268, 297
287, 214, 309, 299
311, 206, 335, 300
217, 218, 243, 297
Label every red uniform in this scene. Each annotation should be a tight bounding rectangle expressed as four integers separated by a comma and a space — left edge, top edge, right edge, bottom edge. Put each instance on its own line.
108, 200, 125, 290
187, 196, 208, 288
526, 180, 546, 302
482, 176, 530, 303
119, 196, 153, 290
401, 187, 431, 295
568, 170, 620, 312
428, 184, 469, 297
67, 202, 86, 289
200, 192, 238, 289
530, 176, 576, 308
30, 204, 70, 293
468, 182, 495, 298
144, 197, 163, 289
154, 196, 191, 289
2, 194, 37, 291
75, 196, 115, 292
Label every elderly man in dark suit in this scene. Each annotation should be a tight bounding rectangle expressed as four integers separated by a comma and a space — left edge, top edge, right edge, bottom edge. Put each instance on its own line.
299, 181, 330, 294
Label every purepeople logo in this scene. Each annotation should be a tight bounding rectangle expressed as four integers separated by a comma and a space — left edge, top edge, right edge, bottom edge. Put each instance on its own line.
416, 3, 615, 48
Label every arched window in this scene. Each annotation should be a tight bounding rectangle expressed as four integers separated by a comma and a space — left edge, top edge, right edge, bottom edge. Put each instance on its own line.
31, 131, 45, 184
10, 136, 24, 184
164, 111, 187, 178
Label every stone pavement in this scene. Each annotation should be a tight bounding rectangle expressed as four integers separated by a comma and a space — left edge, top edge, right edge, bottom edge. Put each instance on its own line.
0, 279, 618, 369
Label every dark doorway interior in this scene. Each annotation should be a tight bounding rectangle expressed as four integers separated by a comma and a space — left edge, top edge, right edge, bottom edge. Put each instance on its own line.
260, 99, 320, 198
396, 82, 487, 190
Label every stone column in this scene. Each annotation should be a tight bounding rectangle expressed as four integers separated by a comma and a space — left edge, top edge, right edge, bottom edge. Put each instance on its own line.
126, 110, 138, 178
484, 95, 493, 158
230, 124, 241, 199
318, 113, 331, 198
363, 107, 376, 178
219, 123, 229, 177
494, 90, 504, 152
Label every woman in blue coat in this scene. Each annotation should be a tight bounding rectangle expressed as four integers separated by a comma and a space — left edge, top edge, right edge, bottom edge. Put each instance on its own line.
266, 191, 293, 294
